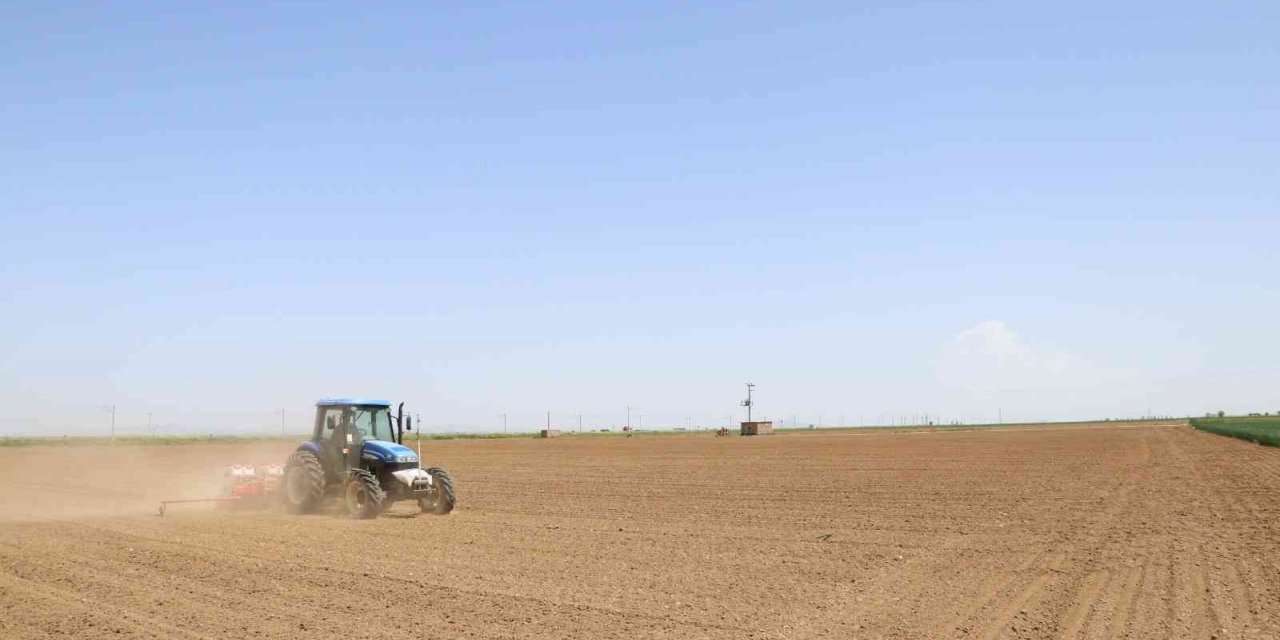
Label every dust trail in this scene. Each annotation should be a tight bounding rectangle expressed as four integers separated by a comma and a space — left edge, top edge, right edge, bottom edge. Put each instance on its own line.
0, 442, 296, 521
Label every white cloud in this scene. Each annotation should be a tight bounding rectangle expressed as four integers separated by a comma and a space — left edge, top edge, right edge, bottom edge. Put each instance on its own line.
933, 320, 1133, 419
935, 320, 1068, 392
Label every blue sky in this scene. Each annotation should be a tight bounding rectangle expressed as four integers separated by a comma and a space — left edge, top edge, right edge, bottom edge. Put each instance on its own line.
2, 2, 1277, 435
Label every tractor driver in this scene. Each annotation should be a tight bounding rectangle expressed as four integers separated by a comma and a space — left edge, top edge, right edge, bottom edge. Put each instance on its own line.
344, 407, 374, 441
338, 408, 361, 442
328, 408, 364, 471
323, 410, 361, 450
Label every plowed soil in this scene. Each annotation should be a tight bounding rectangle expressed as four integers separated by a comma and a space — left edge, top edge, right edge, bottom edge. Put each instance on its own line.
2, 422, 1278, 639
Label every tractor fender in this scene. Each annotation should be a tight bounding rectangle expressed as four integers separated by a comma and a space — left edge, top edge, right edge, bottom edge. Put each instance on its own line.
297, 441, 324, 457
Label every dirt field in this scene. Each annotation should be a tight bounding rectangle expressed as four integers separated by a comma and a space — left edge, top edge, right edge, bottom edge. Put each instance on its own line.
1, 422, 1277, 639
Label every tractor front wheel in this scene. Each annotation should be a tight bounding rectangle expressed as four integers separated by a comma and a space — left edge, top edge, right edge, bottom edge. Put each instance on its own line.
418, 467, 456, 515
345, 470, 385, 519
283, 450, 325, 513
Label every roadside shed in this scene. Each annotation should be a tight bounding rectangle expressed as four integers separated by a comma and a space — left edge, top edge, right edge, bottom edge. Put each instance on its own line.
740, 421, 774, 436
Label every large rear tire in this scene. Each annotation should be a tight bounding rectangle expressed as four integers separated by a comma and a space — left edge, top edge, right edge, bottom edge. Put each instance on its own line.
283, 450, 325, 513
345, 470, 385, 519
418, 467, 455, 515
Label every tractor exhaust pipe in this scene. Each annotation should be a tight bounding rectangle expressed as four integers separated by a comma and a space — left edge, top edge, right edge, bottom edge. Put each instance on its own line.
396, 402, 404, 444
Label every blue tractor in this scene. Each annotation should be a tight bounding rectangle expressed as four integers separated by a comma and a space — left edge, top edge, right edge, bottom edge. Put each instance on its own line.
282, 399, 456, 519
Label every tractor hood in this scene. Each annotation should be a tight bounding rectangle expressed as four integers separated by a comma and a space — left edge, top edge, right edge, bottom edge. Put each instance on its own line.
360, 440, 419, 464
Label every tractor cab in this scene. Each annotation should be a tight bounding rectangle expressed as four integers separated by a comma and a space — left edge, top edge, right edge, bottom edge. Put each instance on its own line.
282, 398, 455, 518
311, 399, 408, 482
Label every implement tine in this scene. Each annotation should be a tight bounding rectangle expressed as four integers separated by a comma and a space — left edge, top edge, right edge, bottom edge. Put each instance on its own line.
157, 497, 240, 517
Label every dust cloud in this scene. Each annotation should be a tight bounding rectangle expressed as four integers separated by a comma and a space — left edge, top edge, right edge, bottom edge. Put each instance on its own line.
0, 442, 296, 521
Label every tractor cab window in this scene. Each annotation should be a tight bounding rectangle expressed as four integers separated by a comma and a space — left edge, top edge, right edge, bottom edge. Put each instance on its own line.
347, 406, 394, 442
320, 408, 345, 437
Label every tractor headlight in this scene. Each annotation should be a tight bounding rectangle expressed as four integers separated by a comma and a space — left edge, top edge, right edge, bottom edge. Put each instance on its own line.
396, 455, 416, 463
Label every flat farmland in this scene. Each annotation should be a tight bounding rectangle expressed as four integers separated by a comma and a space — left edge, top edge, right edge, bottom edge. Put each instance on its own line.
1, 423, 1278, 639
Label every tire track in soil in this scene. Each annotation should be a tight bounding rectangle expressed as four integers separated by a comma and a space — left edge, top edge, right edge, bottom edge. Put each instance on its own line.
1158, 428, 1226, 638
0, 533, 327, 638
811, 533, 983, 636
1175, 552, 1217, 639
940, 548, 1054, 637
1057, 570, 1110, 639
972, 554, 1064, 640
46, 519, 760, 639
0, 571, 208, 639
1110, 428, 1201, 639
0, 571, 147, 640
1235, 555, 1272, 639
13, 519, 556, 638
1216, 561, 1254, 636
1104, 564, 1146, 638
805, 441, 1099, 638
949, 428, 1155, 639
1176, 425, 1280, 638
1062, 430, 1155, 640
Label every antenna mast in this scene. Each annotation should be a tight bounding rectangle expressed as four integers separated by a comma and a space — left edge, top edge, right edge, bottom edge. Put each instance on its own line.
741, 382, 755, 422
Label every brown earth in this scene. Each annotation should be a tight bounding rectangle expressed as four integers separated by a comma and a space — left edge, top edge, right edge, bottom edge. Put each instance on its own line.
1, 422, 1277, 639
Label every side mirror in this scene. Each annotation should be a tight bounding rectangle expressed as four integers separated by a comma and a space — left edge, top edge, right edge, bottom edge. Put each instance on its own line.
406, 416, 413, 431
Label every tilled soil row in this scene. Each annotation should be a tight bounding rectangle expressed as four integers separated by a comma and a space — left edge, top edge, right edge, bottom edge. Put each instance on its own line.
0, 423, 1276, 639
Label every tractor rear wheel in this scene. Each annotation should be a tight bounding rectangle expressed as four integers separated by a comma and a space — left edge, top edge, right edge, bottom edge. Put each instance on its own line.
418, 467, 455, 515
283, 450, 325, 513
345, 470, 385, 519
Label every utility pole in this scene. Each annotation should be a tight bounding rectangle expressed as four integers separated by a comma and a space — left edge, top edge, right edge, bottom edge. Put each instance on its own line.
503, 412, 508, 434
546, 411, 551, 430
741, 382, 755, 422
577, 414, 583, 432
626, 406, 632, 430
